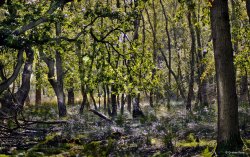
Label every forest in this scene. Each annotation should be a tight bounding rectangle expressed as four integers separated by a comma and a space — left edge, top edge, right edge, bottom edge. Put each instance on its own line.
0, 0, 249, 156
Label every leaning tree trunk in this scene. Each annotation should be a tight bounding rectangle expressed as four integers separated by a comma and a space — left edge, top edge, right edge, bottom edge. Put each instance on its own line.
0, 49, 24, 94
39, 48, 67, 117
90, 91, 97, 110
0, 46, 34, 116
210, 0, 243, 154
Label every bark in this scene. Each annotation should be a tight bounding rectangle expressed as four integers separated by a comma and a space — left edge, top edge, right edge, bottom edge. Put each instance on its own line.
90, 91, 97, 110
35, 86, 42, 106
132, 93, 144, 118
192, 2, 208, 107
106, 85, 112, 116
25, 95, 30, 106
14, 46, 34, 107
79, 92, 87, 113
160, 0, 172, 108
121, 93, 125, 114
111, 85, 117, 117
186, 11, 196, 111
246, 0, 250, 105
55, 22, 67, 117
75, 43, 88, 113
0, 50, 24, 94
246, 69, 250, 106
89, 109, 113, 122
145, 5, 156, 107
39, 45, 67, 117
68, 88, 74, 105
246, 0, 250, 23
98, 87, 101, 109
117, 94, 120, 109
210, 0, 243, 154
35, 61, 41, 105
103, 85, 107, 111
201, 51, 209, 106
127, 94, 132, 113
195, 20, 203, 107
0, 46, 34, 115
239, 74, 248, 100
159, 48, 185, 101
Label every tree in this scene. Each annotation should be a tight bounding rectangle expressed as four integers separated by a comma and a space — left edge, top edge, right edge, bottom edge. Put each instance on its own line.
247, 0, 250, 23
210, 0, 243, 154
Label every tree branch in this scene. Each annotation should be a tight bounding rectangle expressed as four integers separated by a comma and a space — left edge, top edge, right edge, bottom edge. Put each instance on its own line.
0, 49, 24, 94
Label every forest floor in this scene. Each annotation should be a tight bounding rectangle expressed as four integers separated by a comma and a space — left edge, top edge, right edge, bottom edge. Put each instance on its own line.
0, 101, 250, 157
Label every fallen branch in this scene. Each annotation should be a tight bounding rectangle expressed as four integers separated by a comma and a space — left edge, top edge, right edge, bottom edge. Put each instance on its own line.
20, 120, 68, 125
89, 109, 113, 123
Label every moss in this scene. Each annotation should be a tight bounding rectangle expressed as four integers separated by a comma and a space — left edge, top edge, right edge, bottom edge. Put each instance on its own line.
115, 114, 125, 126
201, 147, 213, 157
243, 139, 250, 155
26, 133, 73, 156
139, 113, 158, 124
0, 155, 10, 157
83, 138, 115, 157
176, 139, 216, 148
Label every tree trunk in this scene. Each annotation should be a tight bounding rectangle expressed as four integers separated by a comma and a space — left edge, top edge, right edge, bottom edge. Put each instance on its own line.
103, 85, 107, 111
55, 89, 66, 117
75, 43, 88, 113
117, 94, 120, 109
132, 93, 144, 118
106, 85, 112, 116
145, 3, 157, 108
55, 22, 67, 117
245, 68, 250, 106
121, 93, 125, 114
39, 26, 67, 117
160, 0, 172, 109
0, 50, 24, 94
0, 46, 34, 115
90, 91, 97, 110
246, 0, 250, 23
35, 61, 41, 106
210, 0, 243, 154
127, 94, 132, 113
201, 51, 209, 107
68, 87, 74, 105
25, 95, 30, 106
98, 87, 101, 109
186, 11, 196, 111
111, 85, 117, 117
80, 92, 87, 113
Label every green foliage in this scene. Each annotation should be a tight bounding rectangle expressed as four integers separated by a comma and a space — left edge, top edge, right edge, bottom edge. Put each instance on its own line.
83, 138, 115, 157
115, 114, 126, 126
201, 147, 213, 157
139, 113, 158, 124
